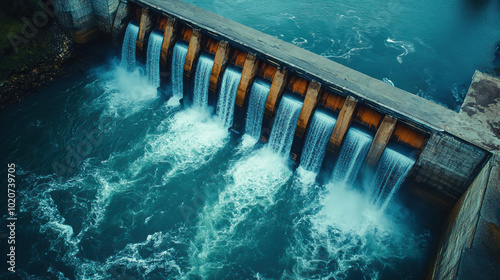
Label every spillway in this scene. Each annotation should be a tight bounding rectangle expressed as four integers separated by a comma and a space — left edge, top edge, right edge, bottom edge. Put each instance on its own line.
268, 95, 303, 157
244, 78, 270, 139
216, 66, 241, 127
330, 127, 373, 186
192, 53, 214, 108
145, 30, 164, 87
171, 42, 188, 97
121, 22, 139, 70
370, 146, 416, 210
299, 111, 336, 173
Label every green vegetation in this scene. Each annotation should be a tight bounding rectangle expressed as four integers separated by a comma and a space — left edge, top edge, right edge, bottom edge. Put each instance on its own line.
0, 0, 54, 82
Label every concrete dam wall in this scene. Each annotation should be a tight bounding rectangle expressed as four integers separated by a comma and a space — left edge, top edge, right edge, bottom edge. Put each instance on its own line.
50, 0, 500, 278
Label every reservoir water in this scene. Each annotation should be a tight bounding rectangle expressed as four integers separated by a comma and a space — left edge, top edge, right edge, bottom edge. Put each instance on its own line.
184, 0, 500, 110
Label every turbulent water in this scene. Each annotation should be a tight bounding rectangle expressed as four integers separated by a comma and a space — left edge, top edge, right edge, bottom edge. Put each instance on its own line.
184, 0, 500, 110
0, 58, 437, 279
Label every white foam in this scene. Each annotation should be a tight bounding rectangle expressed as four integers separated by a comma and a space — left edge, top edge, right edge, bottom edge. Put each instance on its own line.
188, 147, 292, 278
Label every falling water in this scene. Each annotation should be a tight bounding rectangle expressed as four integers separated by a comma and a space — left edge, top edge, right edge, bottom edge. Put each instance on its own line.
216, 66, 242, 127
146, 30, 164, 88
121, 22, 139, 71
193, 53, 215, 108
171, 42, 188, 97
244, 78, 270, 139
330, 127, 372, 185
299, 111, 336, 173
371, 146, 416, 210
268, 95, 303, 157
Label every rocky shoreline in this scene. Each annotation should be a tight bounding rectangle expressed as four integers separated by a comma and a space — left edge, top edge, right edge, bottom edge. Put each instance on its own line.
0, 22, 114, 109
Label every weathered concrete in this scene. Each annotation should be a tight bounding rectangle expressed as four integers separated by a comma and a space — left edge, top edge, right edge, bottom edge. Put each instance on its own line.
53, 0, 100, 43
456, 155, 500, 279
430, 155, 500, 279
290, 81, 322, 160
295, 81, 322, 139
91, 0, 119, 33
136, 8, 152, 54
209, 41, 231, 108
365, 115, 397, 167
413, 132, 490, 200
111, 1, 133, 45
460, 71, 500, 151
182, 28, 202, 104
160, 17, 177, 64
233, 53, 260, 131
327, 96, 357, 153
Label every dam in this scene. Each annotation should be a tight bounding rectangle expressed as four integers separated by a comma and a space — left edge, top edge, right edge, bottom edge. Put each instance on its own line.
0, 0, 499, 279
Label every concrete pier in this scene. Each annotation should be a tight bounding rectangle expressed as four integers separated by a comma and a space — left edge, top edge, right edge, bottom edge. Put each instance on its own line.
209, 41, 231, 108
365, 115, 397, 167
262, 68, 288, 141
136, 8, 151, 54
160, 17, 177, 65
233, 53, 260, 131
327, 96, 357, 153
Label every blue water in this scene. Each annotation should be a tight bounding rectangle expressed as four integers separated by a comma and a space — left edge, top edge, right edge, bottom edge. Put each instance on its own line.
184, 0, 500, 110
0, 58, 437, 279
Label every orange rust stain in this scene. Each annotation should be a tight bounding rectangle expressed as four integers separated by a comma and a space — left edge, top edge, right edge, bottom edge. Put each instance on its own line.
319, 89, 345, 111
134, 7, 141, 20
158, 17, 168, 31
230, 50, 247, 67
258, 63, 277, 81
204, 38, 219, 55
355, 106, 383, 129
181, 27, 192, 42
392, 123, 427, 150
287, 76, 309, 96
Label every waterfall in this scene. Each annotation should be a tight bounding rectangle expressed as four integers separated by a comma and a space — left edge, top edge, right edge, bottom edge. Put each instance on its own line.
244, 79, 270, 139
193, 53, 215, 108
268, 95, 303, 157
171, 42, 188, 97
216, 66, 242, 127
371, 146, 416, 210
146, 30, 164, 88
121, 22, 139, 71
330, 127, 372, 186
299, 111, 337, 173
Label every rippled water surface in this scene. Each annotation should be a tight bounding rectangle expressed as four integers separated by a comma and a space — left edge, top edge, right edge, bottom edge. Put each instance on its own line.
185, 0, 500, 110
